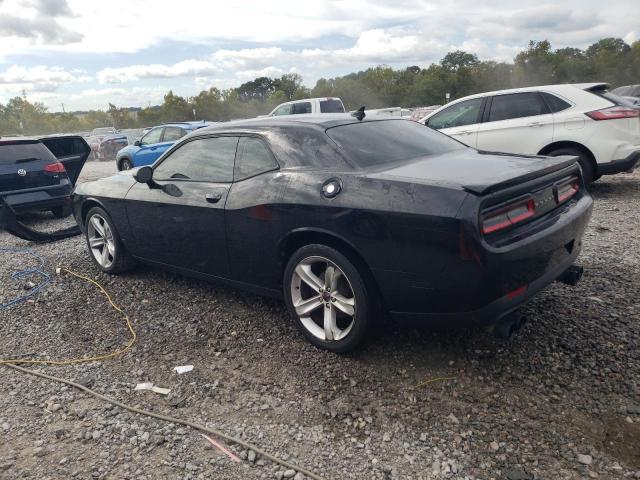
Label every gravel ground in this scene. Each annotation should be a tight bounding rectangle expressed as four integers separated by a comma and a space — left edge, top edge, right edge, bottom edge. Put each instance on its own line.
1, 161, 639, 480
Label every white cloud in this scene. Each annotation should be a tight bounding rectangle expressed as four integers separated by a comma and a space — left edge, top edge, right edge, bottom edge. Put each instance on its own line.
95, 29, 447, 85
97, 60, 221, 84
1, 0, 639, 110
0, 65, 75, 93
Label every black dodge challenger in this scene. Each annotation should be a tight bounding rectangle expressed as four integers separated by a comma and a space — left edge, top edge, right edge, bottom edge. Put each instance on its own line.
73, 115, 593, 352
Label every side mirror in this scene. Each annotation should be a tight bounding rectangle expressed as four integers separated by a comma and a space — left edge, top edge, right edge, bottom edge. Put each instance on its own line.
134, 165, 153, 184
134, 139, 141, 147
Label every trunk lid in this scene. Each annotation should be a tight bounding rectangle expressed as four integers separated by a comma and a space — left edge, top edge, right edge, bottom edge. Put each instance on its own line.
367, 149, 578, 195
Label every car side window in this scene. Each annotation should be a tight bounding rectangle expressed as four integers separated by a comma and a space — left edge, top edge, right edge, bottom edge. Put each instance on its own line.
488, 93, 549, 122
272, 104, 292, 116
162, 127, 186, 142
153, 136, 238, 182
141, 127, 163, 146
540, 92, 572, 113
234, 137, 279, 180
427, 98, 483, 129
291, 102, 312, 114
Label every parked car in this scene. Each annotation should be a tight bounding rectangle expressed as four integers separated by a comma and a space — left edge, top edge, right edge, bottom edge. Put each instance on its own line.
421, 83, 640, 183
87, 127, 117, 160
0, 136, 89, 217
73, 115, 592, 352
115, 122, 209, 170
358, 107, 413, 118
267, 97, 345, 116
410, 105, 441, 121
97, 134, 129, 161
611, 84, 640, 105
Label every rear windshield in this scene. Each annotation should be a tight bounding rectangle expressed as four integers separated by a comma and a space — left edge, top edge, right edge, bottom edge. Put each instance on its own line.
0, 141, 56, 165
320, 99, 345, 113
326, 119, 465, 168
589, 88, 637, 107
612, 85, 640, 97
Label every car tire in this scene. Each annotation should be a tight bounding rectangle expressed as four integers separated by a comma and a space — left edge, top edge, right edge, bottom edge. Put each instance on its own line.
547, 147, 595, 184
119, 158, 133, 171
51, 205, 72, 218
85, 206, 136, 274
283, 244, 372, 353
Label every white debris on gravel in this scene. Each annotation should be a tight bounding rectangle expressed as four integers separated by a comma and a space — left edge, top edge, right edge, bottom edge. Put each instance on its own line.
0, 163, 639, 479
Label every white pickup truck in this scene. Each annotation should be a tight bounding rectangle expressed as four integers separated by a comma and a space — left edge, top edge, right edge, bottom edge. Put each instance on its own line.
267, 97, 345, 116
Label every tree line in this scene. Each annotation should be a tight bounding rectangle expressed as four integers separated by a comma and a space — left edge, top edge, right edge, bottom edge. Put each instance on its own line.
1, 37, 638, 136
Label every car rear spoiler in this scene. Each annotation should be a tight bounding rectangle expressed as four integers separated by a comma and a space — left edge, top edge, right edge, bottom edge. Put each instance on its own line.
0, 195, 81, 243
39, 135, 91, 186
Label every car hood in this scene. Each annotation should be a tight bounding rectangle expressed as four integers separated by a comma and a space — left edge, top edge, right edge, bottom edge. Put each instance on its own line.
367, 149, 578, 195
117, 144, 139, 158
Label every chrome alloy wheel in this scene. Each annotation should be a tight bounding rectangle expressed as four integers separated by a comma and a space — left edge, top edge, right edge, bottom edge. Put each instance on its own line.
87, 213, 115, 269
290, 256, 356, 342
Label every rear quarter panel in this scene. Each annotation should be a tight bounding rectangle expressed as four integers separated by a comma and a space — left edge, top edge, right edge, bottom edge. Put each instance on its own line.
273, 171, 469, 305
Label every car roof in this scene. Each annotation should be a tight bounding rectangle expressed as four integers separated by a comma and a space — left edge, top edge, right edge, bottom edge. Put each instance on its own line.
161, 121, 210, 129
193, 113, 405, 135
440, 83, 609, 105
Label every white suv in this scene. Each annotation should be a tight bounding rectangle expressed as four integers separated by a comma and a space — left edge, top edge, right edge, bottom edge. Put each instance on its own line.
421, 83, 640, 182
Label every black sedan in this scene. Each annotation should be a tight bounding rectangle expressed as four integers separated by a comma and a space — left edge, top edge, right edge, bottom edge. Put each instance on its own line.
72, 115, 593, 352
1, 136, 89, 217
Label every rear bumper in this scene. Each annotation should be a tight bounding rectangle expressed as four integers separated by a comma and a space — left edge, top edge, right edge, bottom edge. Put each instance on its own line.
1, 185, 73, 214
384, 194, 593, 326
597, 151, 640, 175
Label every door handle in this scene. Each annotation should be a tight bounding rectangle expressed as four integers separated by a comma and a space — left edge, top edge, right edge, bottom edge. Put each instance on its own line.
527, 122, 544, 127
205, 193, 222, 204
458, 130, 473, 135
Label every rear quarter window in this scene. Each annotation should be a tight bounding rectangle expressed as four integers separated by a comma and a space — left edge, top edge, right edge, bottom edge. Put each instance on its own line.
540, 92, 572, 113
0, 141, 56, 165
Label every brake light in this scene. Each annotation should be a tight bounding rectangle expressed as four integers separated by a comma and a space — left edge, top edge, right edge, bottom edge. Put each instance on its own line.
481, 199, 535, 234
44, 162, 66, 173
585, 106, 639, 120
556, 176, 579, 203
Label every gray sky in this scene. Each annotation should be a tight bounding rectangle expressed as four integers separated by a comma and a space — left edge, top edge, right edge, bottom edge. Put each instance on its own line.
0, 0, 638, 111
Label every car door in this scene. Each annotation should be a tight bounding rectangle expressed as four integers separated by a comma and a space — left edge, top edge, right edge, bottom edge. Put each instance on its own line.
475, 92, 554, 154
425, 97, 484, 147
225, 136, 283, 289
125, 135, 238, 277
132, 127, 164, 166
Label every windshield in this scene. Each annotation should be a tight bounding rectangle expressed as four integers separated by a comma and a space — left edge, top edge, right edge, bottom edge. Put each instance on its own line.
326, 119, 465, 168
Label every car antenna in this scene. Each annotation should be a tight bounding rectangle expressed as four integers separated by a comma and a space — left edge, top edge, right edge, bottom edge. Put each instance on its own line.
351, 106, 366, 121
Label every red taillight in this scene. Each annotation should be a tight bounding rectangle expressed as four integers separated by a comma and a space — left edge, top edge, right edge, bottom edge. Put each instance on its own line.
481, 199, 535, 234
44, 162, 66, 173
556, 176, 579, 203
585, 106, 639, 120
506, 284, 528, 299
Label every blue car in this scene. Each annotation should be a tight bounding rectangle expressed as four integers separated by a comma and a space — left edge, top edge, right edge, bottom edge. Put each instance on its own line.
116, 122, 209, 171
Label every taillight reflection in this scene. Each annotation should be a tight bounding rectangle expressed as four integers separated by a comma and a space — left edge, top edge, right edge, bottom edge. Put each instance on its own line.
556, 177, 579, 203
44, 162, 66, 173
482, 199, 535, 234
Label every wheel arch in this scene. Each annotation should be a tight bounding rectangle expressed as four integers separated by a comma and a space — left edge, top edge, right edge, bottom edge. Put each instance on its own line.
278, 228, 384, 307
80, 198, 108, 229
117, 156, 132, 171
538, 141, 598, 171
